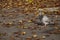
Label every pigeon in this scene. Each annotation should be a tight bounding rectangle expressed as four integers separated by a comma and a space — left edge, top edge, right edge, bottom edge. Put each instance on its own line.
42, 15, 50, 26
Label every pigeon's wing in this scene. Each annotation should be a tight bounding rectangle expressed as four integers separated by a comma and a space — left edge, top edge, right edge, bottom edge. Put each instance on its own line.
42, 16, 47, 21
42, 16, 50, 24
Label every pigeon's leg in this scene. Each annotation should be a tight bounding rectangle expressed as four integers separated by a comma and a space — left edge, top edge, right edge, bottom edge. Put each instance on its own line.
45, 24, 47, 27
44, 24, 48, 28
41, 24, 46, 29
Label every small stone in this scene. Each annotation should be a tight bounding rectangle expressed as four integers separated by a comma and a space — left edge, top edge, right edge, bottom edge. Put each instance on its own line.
8, 22, 13, 25
32, 34, 37, 38
21, 32, 26, 35
41, 36, 46, 39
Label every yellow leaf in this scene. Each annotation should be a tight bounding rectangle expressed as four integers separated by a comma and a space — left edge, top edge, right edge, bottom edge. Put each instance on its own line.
26, 0, 33, 3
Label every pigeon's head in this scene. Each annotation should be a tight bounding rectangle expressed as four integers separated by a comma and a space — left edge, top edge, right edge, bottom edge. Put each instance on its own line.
39, 11, 46, 16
